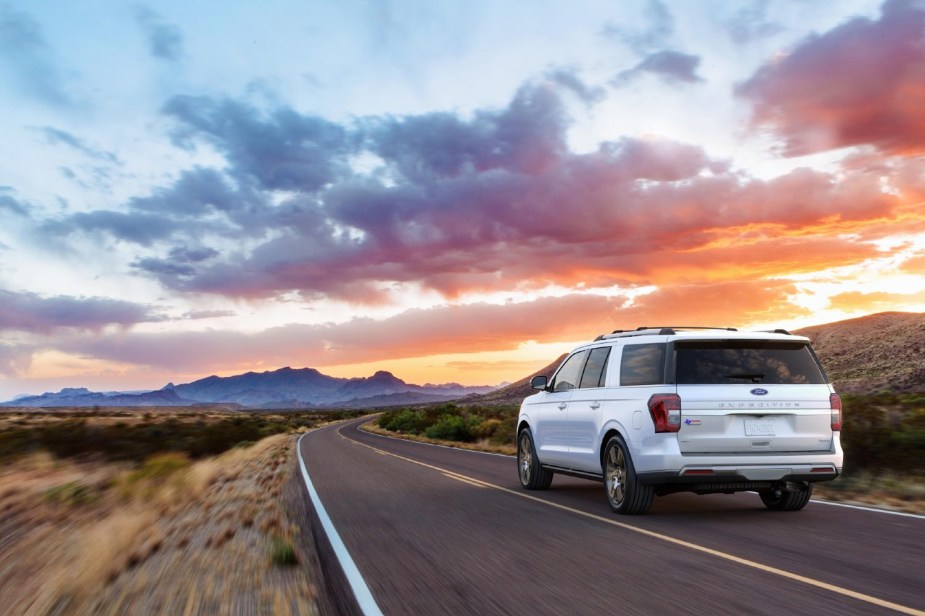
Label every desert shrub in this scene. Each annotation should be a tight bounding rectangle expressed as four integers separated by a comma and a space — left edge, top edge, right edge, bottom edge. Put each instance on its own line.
379, 409, 425, 434
424, 414, 479, 442
131, 452, 190, 480
268, 534, 298, 566
44, 481, 96, 506
473, 418, 502, 439
840, 395, 925, 474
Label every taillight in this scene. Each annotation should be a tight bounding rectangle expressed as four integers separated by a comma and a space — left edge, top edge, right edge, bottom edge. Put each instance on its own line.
648, 394, 681, 433
830, 393, 842, 431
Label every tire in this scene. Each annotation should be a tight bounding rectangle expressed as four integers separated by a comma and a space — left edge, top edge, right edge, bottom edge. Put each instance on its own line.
603, 435, 653, 515
759, 483, 813, 511
517, 429, 553, 490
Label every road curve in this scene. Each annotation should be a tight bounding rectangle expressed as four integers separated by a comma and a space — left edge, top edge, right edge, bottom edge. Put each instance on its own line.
298, 417, 925, 616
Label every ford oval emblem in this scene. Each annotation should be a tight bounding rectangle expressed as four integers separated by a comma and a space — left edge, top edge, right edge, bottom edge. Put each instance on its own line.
751, 388, 769, 396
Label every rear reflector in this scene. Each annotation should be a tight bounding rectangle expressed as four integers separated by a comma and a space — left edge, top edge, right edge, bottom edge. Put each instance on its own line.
683, 469, 714, 476
810, 467, 833, 473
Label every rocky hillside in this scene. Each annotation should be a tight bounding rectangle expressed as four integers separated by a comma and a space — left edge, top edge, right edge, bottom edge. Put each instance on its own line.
468, 354, 567, 405
794, 311, 925, 394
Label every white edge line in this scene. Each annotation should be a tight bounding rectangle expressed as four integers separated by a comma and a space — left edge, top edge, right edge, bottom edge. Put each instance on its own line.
297, 431, 384, 616
361, 421, 923, 519
811, 498, 925, 519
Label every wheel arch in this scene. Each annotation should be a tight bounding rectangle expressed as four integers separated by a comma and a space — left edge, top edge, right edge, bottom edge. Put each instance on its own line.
517, 418, 531, 433
599, 426, 628, 472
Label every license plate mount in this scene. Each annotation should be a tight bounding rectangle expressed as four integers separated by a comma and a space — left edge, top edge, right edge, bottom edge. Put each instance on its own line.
744, 419, 775, 436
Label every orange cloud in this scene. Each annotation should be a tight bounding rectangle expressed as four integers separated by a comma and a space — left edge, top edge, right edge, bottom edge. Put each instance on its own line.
828, 290, 925, 313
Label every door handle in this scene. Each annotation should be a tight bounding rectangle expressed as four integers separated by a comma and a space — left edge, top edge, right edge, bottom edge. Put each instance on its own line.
590, 402, 601, 409
558, 403, 567, 410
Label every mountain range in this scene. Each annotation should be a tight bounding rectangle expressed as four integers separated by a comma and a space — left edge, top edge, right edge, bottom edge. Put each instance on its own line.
3, 368, 496, 409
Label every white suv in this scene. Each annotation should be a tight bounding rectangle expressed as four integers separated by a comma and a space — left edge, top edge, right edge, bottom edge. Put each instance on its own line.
516, 327, 843, 514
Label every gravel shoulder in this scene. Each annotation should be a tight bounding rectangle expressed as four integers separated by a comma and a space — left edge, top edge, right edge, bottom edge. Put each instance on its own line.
0, 432, 323, 615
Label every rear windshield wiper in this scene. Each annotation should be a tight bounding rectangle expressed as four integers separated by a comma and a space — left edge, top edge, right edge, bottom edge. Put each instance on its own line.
725, 373, 765, 383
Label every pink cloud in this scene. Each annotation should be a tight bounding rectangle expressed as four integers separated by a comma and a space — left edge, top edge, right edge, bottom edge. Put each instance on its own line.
738, 0, 925, 156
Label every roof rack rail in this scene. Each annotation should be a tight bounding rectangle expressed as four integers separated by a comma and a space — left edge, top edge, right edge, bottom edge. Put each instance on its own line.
594, 326, 738, 341
758, 328, 792, 335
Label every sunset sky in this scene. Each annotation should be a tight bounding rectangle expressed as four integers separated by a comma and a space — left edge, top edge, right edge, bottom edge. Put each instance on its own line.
2, 0, 925, 399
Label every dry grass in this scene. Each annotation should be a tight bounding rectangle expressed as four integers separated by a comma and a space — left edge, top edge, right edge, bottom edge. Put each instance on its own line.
0, 425, 321, 615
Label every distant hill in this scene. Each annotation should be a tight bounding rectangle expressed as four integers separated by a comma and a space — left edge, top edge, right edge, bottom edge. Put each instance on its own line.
467, 355, 567, 406
794, 311, 925, 394
3, 387, 192, 408
3, 367, 496, 409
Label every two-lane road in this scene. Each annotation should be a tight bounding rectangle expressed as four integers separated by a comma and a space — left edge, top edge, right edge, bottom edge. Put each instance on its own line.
298, 417, 925, 615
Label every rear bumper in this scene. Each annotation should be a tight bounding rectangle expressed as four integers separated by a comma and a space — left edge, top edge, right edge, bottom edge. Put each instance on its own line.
638, 463, 839, 487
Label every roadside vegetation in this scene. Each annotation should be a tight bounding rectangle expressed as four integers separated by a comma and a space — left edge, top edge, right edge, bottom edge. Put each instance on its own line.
375, 403, 519, 454
0, 407, 363, 615
373, 395, 925, 513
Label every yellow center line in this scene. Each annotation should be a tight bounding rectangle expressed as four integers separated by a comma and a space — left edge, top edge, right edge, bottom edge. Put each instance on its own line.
442, 473, 486, 488
337, 423, 924, 616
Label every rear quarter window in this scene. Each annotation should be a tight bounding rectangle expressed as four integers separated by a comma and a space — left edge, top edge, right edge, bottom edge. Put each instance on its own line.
620, 343, 666, 386
674, 340, 826, 385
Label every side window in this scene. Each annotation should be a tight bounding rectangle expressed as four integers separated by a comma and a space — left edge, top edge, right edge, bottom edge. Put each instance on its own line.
552, 350, 588, 392
579, 347, 611, 389
620, 343, 666, 386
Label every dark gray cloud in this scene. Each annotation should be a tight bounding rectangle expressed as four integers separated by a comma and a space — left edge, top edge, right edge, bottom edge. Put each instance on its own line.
132, 257, 196, 277
0, 194, 30, 217
0, 6, 72, 105
46, 167, 266, 246
365, 82, 568, 182
128, 167, 247, 217
42, 210, 179, 246
132, 244, 220, 279
545, 68, 606, 106
169, 245, 219, 262
614, 50, 704, 85
163, 96, 353, 191
135, 6, 184, 62
39, 127, 120, 163
0, 289, 163, 334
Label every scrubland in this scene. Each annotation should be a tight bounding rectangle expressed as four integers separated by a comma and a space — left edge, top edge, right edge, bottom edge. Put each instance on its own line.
0, 408, 360, 615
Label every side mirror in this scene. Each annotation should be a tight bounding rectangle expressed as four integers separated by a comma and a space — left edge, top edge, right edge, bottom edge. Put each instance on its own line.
530, 375, 548, 391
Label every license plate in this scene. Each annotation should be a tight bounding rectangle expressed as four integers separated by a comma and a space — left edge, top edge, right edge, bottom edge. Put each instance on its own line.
744, 419, 775, 436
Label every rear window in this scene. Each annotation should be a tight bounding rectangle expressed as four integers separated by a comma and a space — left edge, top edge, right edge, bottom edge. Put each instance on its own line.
674, 340, 826, 385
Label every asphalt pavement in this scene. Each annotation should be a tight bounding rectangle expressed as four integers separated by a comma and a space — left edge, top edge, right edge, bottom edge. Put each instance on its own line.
297, 417, 925, 616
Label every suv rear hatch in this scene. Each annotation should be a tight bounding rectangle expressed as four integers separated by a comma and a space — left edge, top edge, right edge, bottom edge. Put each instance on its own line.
672, 338, 834, 454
